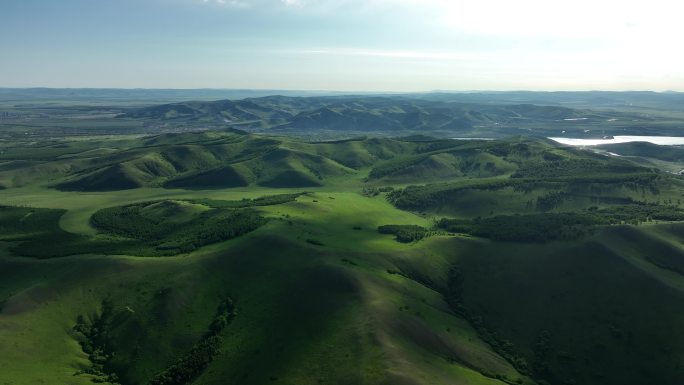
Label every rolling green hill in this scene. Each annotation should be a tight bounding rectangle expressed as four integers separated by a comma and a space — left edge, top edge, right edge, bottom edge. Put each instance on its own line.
3, 130, 668, 193
2, 131, 684, 385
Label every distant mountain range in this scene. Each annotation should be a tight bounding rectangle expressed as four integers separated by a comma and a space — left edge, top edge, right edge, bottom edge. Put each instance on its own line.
119, 95, 646, 136
2, 89, 683, 138
1, 88, 682, 106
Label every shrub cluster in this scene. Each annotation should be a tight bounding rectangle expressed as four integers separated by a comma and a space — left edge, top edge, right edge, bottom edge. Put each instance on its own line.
377, 224, 429, 243
437, 203, 684, 243
511, 158, 643, 179
186, 193, 304, 209
149, 298, 237, 385
72, 301, 121, 384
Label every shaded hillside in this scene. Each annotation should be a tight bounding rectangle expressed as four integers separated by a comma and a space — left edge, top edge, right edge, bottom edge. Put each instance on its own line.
432, 229, 684, 385
163, 166, 250, 189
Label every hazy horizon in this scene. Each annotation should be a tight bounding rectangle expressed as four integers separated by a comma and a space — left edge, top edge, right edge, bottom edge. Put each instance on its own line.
1, 87, 681, 94
2, 0, 683, 91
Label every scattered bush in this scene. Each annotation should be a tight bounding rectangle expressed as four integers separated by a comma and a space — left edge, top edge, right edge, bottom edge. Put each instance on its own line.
378, 224, 429, 243
305, 238, 324, 246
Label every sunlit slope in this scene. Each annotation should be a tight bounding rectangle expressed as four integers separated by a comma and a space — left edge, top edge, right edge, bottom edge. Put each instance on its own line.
0, 193, 530, 385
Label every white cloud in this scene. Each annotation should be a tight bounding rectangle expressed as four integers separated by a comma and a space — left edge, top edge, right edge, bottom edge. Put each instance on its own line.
202, 0, 250, 7
201, 0, 307, 7
195, 0, 684, 90
281, 0, 305, 6
300, 48, 485, 62
249, 0, 683, 39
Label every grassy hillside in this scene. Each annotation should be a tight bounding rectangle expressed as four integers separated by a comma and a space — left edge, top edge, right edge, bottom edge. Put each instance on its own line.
2, 132, 684, 385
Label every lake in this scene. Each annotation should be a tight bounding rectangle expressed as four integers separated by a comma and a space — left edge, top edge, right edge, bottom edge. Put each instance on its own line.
548, 136, 684, 146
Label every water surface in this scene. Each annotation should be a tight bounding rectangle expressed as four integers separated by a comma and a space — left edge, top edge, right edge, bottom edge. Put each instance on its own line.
549, 136, 684, 146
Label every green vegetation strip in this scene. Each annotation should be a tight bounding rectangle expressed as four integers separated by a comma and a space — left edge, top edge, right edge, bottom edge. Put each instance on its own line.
90, 202, 265, 255
184, 192, 305, 209
437, 204, 684, 243
387, 174, 663, 211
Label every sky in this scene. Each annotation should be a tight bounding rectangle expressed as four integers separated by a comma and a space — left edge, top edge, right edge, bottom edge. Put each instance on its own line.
1, 0, 683, 91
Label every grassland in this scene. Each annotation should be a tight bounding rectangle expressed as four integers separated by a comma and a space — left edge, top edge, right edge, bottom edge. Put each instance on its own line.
2, 128, 684, 385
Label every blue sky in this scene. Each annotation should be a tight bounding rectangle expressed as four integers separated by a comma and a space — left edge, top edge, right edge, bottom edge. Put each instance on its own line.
1, 0, 682, 91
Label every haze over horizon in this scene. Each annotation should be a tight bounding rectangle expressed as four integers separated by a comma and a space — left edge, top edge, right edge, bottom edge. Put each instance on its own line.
2, 0, 683, 92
